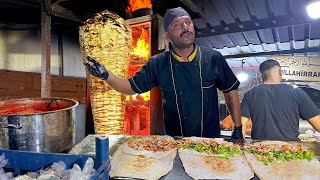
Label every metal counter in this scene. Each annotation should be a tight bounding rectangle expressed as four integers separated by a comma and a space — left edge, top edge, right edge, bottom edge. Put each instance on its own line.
69, 135, 320, 180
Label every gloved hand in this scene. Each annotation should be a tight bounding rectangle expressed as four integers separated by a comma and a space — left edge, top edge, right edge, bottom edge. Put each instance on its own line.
83, 56, 109, 80
231, 125, 243, 139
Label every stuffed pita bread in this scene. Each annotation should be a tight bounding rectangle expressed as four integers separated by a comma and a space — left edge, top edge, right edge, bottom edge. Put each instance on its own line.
122, 135, 176, 159
110, 144, 176, 180
177, 137, 254, 180
110, 136, 176, 180
244, 141, 320, 180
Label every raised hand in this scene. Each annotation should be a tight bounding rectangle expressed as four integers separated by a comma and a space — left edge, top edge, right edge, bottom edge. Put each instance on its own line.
83, 56, 109, 80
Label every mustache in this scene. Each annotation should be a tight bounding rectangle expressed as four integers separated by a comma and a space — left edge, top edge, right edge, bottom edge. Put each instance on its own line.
180, 30, 193, 37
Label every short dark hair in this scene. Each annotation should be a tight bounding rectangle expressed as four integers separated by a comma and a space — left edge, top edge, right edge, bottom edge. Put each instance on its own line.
259, 59, 280, 80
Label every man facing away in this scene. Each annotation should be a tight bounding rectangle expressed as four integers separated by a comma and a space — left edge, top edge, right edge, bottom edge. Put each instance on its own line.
84, 7, 243, 139
241, 59, 320, 140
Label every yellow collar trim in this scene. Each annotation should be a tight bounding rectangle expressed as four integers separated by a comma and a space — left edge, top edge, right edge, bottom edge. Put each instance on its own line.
171, 46, 197, 62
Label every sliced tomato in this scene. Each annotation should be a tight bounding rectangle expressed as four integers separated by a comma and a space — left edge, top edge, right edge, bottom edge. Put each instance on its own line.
211, 148, 217, 153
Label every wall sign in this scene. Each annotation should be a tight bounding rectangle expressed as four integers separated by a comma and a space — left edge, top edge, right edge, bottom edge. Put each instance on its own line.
271, 56, 320, 81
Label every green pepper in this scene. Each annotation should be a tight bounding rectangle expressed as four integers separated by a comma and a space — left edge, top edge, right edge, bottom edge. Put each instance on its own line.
304, 151, 313, 160
206, 149, 214, 154
204, 144, 210, 150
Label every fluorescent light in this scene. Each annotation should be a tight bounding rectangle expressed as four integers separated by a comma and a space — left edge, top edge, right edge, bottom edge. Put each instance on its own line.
307, 1, 320, 19
236, 71, 249, 82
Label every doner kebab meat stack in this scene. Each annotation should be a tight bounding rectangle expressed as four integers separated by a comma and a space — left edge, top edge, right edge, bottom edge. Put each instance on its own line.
79, 11, 132, 134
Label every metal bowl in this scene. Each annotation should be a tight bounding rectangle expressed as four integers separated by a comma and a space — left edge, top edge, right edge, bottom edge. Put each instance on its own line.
0, 98, 79, 153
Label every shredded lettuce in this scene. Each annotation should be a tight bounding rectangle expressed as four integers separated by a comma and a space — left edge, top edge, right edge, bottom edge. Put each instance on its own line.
244, 148, 316, 165
178, 143, 242, 158
179, 142, 317, 164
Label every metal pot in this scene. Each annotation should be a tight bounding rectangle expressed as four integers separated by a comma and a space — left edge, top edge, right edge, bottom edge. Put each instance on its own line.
0, 98, 79, 153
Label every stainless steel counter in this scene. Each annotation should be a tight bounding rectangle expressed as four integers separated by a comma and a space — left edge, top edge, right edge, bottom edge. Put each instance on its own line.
69, 135, 320, 180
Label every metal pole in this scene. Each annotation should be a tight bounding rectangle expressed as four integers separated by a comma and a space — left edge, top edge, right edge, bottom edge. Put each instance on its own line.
41, 0, 51, 98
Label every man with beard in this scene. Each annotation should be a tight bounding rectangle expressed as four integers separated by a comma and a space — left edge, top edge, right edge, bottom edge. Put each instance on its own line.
84, 7, 243, 139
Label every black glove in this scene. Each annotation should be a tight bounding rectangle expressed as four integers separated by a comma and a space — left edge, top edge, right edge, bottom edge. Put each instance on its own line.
231, 125, 243, 139
83, 56, 109, 80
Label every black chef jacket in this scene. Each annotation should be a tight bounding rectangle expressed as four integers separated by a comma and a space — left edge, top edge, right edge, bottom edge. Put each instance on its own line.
128, 44, 239, 138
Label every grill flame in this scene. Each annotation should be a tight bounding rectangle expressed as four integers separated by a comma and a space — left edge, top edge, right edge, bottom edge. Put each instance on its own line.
131, 27, 150, 60
126, 0, 152, 14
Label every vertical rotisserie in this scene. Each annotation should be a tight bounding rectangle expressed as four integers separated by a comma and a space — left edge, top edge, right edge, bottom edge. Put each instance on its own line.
79, 11, 132, 134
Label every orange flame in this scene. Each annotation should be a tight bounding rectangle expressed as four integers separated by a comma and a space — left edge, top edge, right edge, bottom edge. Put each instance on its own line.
131, 27, 150, 60
126, 0, 152, 14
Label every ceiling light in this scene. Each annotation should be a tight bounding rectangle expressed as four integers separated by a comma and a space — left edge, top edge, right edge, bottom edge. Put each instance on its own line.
307, 1, 320, 19
237, 71, 249, 83
237, 59, 248, 83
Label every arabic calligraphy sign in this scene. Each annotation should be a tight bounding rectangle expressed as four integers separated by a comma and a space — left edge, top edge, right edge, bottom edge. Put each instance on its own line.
271, 56, 320, 81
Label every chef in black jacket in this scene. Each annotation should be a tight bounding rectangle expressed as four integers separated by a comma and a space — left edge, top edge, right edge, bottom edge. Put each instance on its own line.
84, 7, 243, 139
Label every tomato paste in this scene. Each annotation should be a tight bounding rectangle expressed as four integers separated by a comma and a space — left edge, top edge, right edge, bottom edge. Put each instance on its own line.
0, 103, 66, 116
